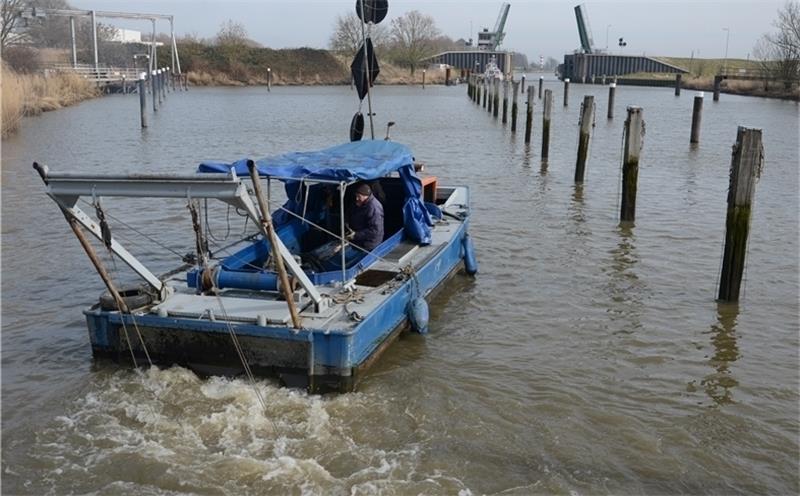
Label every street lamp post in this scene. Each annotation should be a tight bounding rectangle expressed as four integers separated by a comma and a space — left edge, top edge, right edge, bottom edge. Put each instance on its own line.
722, 27, 730, 74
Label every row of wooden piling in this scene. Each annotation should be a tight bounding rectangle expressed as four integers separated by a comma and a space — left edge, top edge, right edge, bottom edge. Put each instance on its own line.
135, 67, 189, 128
465, 74, 763, 303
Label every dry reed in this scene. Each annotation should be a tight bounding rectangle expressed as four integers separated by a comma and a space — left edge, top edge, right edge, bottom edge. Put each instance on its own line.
2, 62, 99, 138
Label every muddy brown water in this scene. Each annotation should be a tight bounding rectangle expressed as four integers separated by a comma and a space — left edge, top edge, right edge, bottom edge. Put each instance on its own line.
2, 80, 798, 494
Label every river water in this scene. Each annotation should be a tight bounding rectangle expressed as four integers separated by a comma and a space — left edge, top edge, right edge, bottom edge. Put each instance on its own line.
2, 78, 798, 495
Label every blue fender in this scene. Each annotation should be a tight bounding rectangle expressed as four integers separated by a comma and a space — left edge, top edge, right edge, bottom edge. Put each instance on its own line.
462, 234, 478, 275
407, 296, 429, 334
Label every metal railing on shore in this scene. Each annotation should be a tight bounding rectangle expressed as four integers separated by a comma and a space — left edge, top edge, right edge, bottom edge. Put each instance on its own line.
44, 64, 143, 84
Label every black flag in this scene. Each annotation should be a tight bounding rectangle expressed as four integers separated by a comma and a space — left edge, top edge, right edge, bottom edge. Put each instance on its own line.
350, 38, 380, 100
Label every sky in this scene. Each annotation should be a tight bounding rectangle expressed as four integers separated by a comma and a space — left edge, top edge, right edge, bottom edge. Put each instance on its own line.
80, 1, 785, 62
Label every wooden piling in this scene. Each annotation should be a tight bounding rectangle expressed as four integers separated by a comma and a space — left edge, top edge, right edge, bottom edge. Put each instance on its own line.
563, 78, 570, 107
422, 69, 426, 89
524, 88, 534, 143
620, 106, 643, 222
502, 80, 509, 124
492, 79, 500, 119
538, 76, 543, 99
713, 75, 722, 101
607, 82, 616, 119
267, 67, 272, 92
445, 67, 451, 86
574, 95, 594, 182
690, 92, 704, 144
718, 127, 763, 302
511, 81, 520, 132
675, 73, 682, 96
121, 75, 127, 94
138, 77, 147, 128
476, 77, 481, 104
483, 78, 488, 108
157, 70, 163, 105
541, 89, 552, 160
521, 74, 526, 94
151, 70, 158, 112
487, 79, 493, 113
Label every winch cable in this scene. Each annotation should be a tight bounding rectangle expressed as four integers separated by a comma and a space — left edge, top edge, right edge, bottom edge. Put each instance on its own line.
92, 200, 153, 367
79, 198, 186, 261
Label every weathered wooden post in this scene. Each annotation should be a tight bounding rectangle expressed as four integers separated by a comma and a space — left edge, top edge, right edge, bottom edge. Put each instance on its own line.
445, 67, 451, 86
502, 80, 509, 124
138, 75, 147, 128
713, 75, 722, 101
538, 76, 543, 99
541, 89, 553, 160
476, 77, 481, 104
493, 79, 500, 119
267, 67, 272, 92
690, 92, 704, 144
121, 75, 127, 94
162, 68, 168, 98
574, 95, 594, 182
524, 87, 534, 143
563, 78, 570, 107
157, 69, 164, 105
620, 106, 643, 222
487, 79, 493, 113
718, 127, 763, 302
607, 82, 616, 119
151, 70, 158, 112
511, 81, 520, 132
675, 73, 682, 96
483, 78, 488, 108
521, 74, 526, 93
422, 69, 426, 89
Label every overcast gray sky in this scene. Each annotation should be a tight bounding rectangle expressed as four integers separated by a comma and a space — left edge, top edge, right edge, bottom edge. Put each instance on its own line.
82, 1, 784, 61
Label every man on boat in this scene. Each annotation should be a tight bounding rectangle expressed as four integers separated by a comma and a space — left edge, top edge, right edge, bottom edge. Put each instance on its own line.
348, 182, 384, 253
304, 182, 383, 270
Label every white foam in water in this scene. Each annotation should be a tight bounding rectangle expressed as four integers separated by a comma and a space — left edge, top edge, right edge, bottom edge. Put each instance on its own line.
24, 366, 473, 495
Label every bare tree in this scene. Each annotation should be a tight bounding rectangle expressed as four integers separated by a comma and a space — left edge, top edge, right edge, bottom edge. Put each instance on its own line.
1, 0, 27, 49
755, 1, 800, 88
216, 19, 248, 47
329, 12, 388, 56
389, 10, 439, 75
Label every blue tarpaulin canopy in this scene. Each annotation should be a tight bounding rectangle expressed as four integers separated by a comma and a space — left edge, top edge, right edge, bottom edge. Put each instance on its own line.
197, 140, 435, 244
199, 140, 413, 182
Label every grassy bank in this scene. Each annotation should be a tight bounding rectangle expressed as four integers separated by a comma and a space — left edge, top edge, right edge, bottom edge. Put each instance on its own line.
2, 63, 99, 138
173, 43, 446, 87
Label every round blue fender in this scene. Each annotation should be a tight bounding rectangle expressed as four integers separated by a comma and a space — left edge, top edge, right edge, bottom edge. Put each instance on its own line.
463, 234, 478, 275
408, 296, 429, 334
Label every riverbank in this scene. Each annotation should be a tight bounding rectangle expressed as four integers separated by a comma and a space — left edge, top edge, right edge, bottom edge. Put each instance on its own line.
183, 53, 446, 87
1, 63, 100, 138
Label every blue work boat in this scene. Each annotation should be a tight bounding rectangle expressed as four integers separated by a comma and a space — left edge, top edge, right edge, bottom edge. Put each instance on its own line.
33, 140, 477, 392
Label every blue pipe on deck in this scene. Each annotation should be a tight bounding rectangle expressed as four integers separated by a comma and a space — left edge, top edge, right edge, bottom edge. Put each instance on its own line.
188, 268, 279, 292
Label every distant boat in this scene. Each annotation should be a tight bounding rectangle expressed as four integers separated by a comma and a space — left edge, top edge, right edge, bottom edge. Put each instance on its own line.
33, 140, 477, 393
485, 56, 504, 80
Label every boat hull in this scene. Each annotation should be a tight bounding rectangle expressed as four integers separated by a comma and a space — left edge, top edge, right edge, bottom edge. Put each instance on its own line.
84, 222, 470, 393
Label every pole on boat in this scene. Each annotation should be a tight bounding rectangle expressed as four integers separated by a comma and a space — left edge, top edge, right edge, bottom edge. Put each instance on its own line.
574, 95, 594, 182
247, 160, 302, 329
718, 127, 763, 302
620, 106, 643, 222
